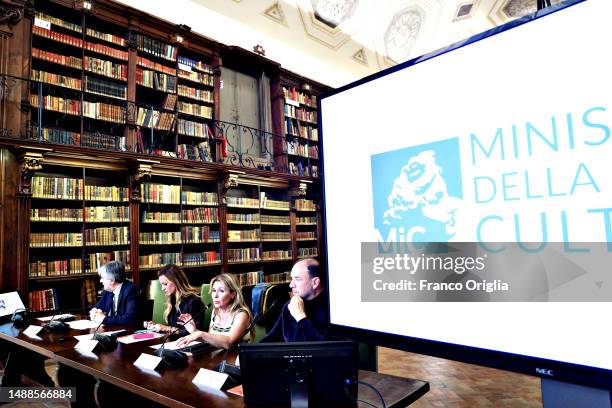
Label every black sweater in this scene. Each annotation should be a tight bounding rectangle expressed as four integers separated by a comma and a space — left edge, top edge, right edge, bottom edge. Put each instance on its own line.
260, 293, 328, 342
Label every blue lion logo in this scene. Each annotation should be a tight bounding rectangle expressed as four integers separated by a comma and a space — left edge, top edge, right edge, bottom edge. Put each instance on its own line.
371, 138, 463, 243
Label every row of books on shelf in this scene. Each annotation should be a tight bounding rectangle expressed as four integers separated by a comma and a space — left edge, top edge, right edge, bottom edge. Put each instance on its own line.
84, 56, 127, 81
141, 184, 180, 204
286, 141, 319, 159
177, 85, 213, 103
262, 214, 291, 224
234, 270, 292, 287
85, 251, 130, 273
262, 232, 291, 240
227, 197, 260, 208
85, 206, 129, 222
284, 105, 318, 123
262, 250, 292, 260
228, 247, 261, 263
29, 258, 82, 277
31, 70, 81, 91
139, 231, 221, 244
32, 175, 83, 200
30, 94, 126, 124
32, 48, 81, 69
177, 142, 213, 162
296, 231, 317, 240
33, 25, 129, 61
284, 118, 318, 141
142, 207, 219, 224
31, 126, 125, 151
139, 252, 221, 268
297, 216, 317, 224
227, 213, 260, 223
178, 69, 214, 86
35, 12, 81, 33
178, 118, 212, 137
86, 28, 126, 47
183, 227, 221, 243
32, 208, 83, 222
283, 86, 317, 108
136, 107, 176, 131
29, 288, 59, 312
289, 162, 319, 178
136, 69, 176, 92
182, 191, 218, 205
298, 247, 318, 257
84, 76, 127, 99
178, 56, 213, 74
228, 229, 260, 241
85, 40, 128, 61
31, 206, 129, 223
138, 56, 176, 76
136, 34, 177, 61
83, 226, 129, 246
295, 199, 316, 211
178, 101, 213, 119
84, 186, 129, 202
260, 192, 290, 211
226, 214, 293, 225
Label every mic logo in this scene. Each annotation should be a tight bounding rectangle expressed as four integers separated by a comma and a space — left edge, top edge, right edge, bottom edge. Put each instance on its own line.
536, 368, 554, 376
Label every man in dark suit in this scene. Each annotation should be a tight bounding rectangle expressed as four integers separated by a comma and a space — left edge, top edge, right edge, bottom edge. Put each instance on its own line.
89, 261, 139, 325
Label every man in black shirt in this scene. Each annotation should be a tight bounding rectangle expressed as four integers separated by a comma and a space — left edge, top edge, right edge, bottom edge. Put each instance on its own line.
261, 258, 327, 342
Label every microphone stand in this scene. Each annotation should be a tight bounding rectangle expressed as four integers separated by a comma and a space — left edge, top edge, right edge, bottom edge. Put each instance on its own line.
91, 320, 118, 351
43, 310, 69, 333
154, 303, 208, 369
216, 299, 281, 380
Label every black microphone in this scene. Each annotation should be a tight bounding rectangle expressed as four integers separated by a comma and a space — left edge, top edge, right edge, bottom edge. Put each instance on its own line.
216, 299, 281, 380
43, 310, 69, 333
154, 302, 209, 369
91, 319, 119, 351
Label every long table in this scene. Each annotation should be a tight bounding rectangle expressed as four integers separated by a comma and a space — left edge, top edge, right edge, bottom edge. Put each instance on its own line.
1, 319, 429, 407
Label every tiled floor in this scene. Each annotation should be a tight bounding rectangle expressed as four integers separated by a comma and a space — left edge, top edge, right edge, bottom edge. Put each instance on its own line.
377, 347, 542, 407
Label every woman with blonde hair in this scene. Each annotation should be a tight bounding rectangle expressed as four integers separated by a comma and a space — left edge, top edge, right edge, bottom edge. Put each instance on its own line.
176, 273, 254, 349
144, 264, 205, 336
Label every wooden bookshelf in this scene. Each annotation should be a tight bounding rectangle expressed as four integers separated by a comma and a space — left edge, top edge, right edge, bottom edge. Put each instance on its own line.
0, 0, 330, 308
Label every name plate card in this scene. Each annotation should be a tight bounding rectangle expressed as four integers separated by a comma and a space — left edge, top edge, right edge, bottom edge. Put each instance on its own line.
192, 368, 228, 390
75, 339, 99, 353
134, 353, 162, 371
22, 325, 43, 337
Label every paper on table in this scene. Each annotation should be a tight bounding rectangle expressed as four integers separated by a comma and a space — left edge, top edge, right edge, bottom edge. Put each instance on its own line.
192, 368, 228, 390
149, 339, 202, 350
37, 313, 74, 322
67, 320, 100, 330
118, 332, 164, 344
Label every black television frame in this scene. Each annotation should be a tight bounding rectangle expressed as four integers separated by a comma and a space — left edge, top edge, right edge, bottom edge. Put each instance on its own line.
239, 340, 359, 407
318, 0, 612, 392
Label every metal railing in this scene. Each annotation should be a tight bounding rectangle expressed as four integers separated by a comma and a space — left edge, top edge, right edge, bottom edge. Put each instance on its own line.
0, 74, 320, 177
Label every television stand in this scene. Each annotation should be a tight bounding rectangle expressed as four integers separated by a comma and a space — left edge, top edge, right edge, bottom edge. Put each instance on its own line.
542, 378, 611, 408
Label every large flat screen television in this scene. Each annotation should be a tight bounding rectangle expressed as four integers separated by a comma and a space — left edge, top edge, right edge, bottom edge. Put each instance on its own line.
320, 0, 612, 390
239, 341, 358, 406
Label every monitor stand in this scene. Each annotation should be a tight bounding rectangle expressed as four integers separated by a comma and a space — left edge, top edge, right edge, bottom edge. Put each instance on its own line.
289, 358, 309, 408
542, 378, 611, 408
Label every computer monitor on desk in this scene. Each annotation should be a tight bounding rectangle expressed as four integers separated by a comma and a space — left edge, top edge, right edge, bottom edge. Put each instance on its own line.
239, 340, 358, 407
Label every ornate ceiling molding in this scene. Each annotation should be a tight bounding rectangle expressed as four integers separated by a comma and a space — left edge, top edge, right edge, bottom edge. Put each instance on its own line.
263, 2, 288, 27
352, 48, 367, 65
296, 0, 359, 50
